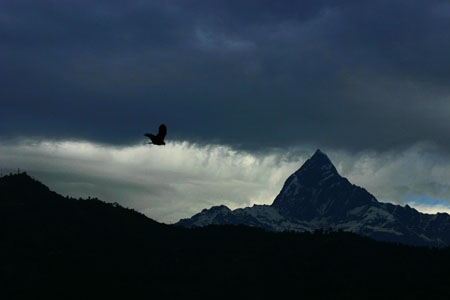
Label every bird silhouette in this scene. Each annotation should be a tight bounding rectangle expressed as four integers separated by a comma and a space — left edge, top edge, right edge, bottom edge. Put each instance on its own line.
144, 124, 167, 145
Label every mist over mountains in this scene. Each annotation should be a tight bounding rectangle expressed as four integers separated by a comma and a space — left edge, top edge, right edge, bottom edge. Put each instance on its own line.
178, 149, 450, 247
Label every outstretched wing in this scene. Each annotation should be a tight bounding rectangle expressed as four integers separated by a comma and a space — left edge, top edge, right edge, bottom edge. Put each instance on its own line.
144, 133, 155, 139
156, 124, 167, 140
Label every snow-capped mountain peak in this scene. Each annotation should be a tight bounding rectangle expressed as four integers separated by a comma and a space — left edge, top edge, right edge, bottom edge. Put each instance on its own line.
177, 149, 450, 247
271, 149, 360, 219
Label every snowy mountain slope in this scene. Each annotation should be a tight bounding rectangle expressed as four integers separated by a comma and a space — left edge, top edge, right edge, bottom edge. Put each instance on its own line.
177, 149, 450, 246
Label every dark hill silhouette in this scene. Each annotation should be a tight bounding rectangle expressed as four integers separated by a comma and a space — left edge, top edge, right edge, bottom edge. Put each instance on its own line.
2, 173, 450, 299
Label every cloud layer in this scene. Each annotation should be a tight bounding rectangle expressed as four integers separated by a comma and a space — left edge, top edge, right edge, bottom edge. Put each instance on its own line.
1, 0, 449, 153
1, 139, 449, 223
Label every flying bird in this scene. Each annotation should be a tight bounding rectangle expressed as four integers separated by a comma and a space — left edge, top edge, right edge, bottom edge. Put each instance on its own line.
144, 124, 167, 145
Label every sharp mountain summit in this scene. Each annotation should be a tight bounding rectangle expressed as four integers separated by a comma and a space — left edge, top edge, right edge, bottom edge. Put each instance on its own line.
178, 149, 450, 247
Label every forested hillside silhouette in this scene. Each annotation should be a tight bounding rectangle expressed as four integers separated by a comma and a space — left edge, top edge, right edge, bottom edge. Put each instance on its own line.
1, 173, 450, 299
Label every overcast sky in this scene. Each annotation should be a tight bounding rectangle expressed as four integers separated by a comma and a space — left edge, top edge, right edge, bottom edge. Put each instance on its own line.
1, 0, 450, 223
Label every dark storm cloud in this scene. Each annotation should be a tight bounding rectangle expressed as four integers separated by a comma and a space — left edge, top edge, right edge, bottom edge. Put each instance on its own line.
1, 0, 449, 152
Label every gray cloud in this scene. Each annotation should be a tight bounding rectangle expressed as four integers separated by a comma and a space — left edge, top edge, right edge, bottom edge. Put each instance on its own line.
333, 142, 450, 206
1, 0, 449, 153
1, 139, 449, 223
0, 139, 307, 222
